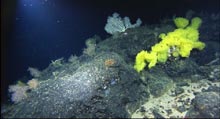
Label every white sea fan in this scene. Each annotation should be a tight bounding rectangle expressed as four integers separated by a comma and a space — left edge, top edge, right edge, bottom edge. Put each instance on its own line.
104, 12, 142, 35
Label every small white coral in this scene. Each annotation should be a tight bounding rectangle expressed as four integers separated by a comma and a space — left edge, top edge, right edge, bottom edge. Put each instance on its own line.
8, 85, 29, 103
27, 67, 41, 78
83, 38, 96, 57
104, 12, 142, 34
68, 54, 78, 63
50, 58, 64, 67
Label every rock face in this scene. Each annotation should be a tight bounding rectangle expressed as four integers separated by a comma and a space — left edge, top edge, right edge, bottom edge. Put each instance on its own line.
146, 71, 173, 97
185, 91, 220, 118
2, 52, 149, 118
2, 12, 219, 118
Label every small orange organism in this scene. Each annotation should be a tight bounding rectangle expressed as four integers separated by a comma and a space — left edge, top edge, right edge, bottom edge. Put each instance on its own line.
104, 59, 116, 67
27, 78, 39, 89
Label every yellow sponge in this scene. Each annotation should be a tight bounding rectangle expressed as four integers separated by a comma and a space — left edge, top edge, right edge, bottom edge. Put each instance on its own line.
134, 50, 148, 73
190, 17, 202, 29
134, 17, 205, 72
174, 17, 189, 28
